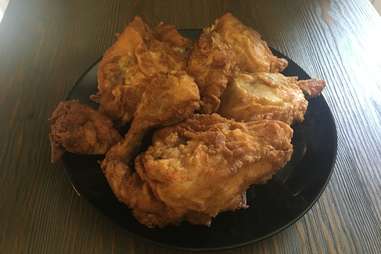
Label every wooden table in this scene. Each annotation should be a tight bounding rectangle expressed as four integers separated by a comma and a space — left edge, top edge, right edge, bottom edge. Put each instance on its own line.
1, 0, 381, 253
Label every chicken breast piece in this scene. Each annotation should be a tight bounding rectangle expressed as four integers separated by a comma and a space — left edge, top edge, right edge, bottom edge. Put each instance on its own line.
102, 114, 293, 227
49, 100, 122, 162
95, 16, 192, 124
188, 13, 288, 113
218, 72, 325, 124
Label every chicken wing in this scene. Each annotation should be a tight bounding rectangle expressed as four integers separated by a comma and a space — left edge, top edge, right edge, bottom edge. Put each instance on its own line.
95, 16, 192, 124
104, 114, 293, 227
188, 13, 287, 113
218, 72, 325, 124
49, 100, 122, 162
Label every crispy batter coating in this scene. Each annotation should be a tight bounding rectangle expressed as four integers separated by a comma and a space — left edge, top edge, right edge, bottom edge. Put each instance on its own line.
187, 24, 236, 114
102, 160, 180, 227
188, 13, 288, 113
96, 16, 192, 124
105, 72, 200, 163
101, 72, 201, 228
103, 114, 293, 227
49, 101, 121, 162
215, 13, 288, 73
218, 73, 325, 124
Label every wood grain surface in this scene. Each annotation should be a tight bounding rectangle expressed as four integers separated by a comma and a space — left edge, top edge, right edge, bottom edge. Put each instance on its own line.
0, 0, 381, 253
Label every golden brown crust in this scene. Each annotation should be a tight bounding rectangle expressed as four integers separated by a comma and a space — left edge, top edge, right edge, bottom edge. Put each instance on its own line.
101, 73, 200, 226
97, 17, 149, 93
109, 114, 293, 227
49, 100, 121, 162
187, 27, 236, 113
219, 72, 309, 124
188, 13, 288, 113
215, 13, 288, 73
104, 72, 200, 164
153, 22, 192, 48
101, 159, 182, 228
96, 16, 193, 124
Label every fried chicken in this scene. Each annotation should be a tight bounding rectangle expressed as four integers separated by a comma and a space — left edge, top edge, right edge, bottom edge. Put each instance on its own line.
218, 72, 325, 124
48, 14, 328, 230
188, 13, 287, 113
103, 114, 293, 227
104, 72, 200, 163
95, 16, 192, 124
49, 100, 122, 162
215, 13, 288, 73
102, 160, 180, 227
101, 73, 200, 228
187, 24, 236, 114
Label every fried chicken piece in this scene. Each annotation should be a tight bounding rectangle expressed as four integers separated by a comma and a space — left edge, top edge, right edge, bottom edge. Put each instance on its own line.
49, 101, 122, 162
95, 16, 192, 124
187, 24, 236, 114
215, 13, 288, 73
188, 13, 287, 113
101, 73, 200, 228
105, 72, 200, 163
153, 22, 191, 48
218, 73, 326, 124
103, 114, 293, 227
102, 160, 181, 227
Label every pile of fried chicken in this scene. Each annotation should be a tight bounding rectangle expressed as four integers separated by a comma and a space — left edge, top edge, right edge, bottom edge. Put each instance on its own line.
49, 13, 325, 228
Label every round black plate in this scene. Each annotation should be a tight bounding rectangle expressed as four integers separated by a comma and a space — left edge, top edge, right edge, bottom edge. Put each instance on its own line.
63, 29, 337, 251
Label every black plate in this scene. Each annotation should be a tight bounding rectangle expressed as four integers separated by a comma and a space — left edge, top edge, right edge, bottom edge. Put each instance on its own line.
62, 29, 337, 251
